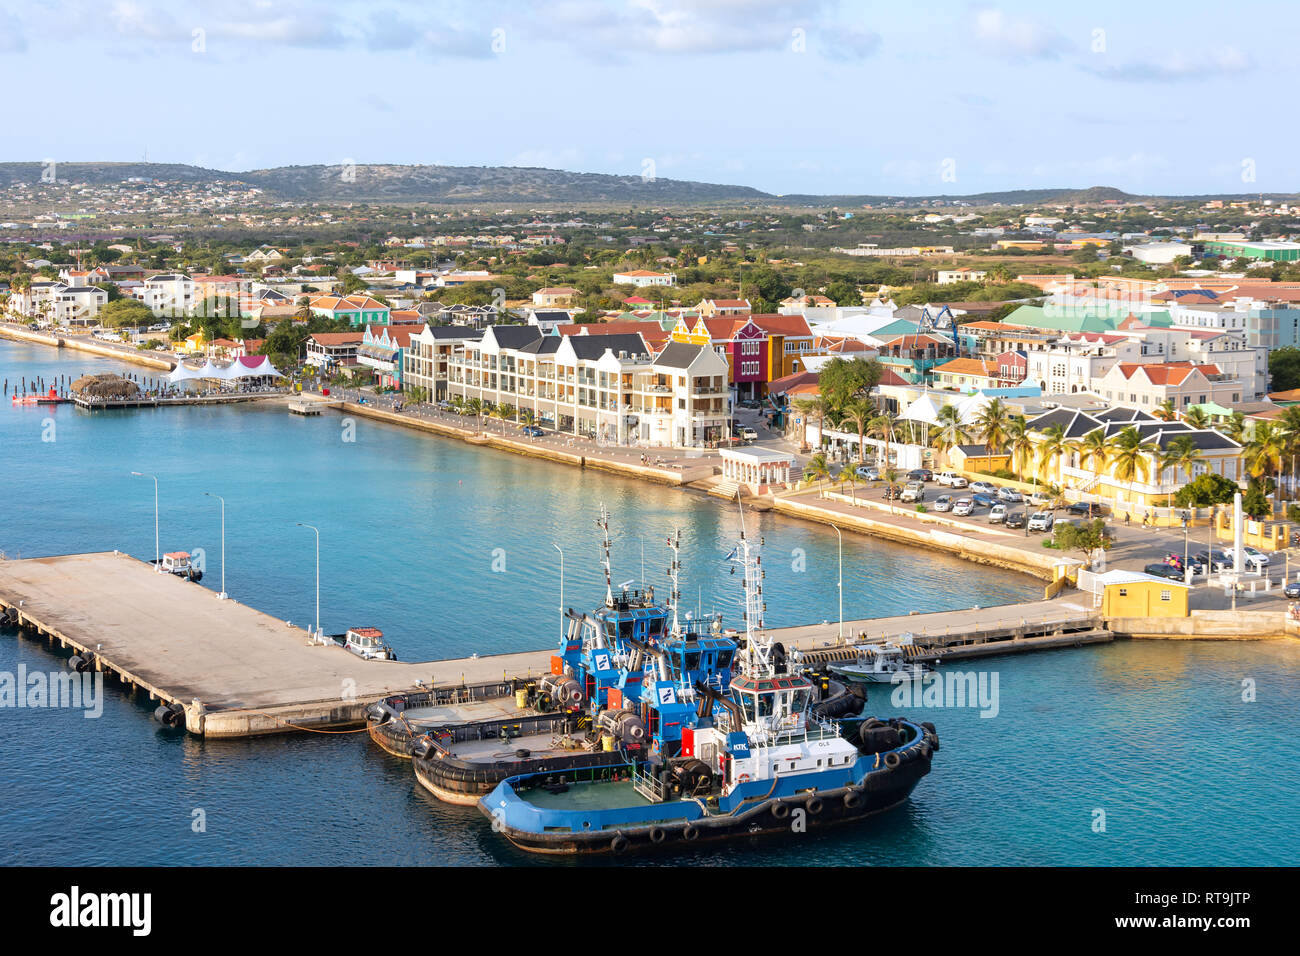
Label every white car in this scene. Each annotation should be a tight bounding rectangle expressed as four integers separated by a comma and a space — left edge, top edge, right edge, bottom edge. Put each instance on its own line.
988, 504, 1008, 524
738, 427, 757, 441
952, 497, 975, 517
1027, 511, 1055, 532
937, 472, 967, 487
933, 494, 954, 512
901, 481, 925, 503
997, 487, 1023, 503
970, 481, 997, 495
1220, 547, 1270, 568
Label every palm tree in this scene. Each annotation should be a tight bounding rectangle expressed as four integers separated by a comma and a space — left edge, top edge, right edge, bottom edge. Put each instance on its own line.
1277, 405, 1300, 500
868, 411, 898, 470
1160, 434, 1202, 509
1154, 398, 1176, 422
1005, 415, 1033, 485
839, 398, 873, 463
836, 467, 858, 504
1110, 425, 1157, 511
1221, 411, 1247, 446
465, 396, 484, 432
973, 397, 1010, 456
802, 451, 832, 493
493, 402, 514, 432
1246, 420, 1285, 509
519, 407, 537, 428
1075, 429, 1112, 477
1036, 424, 1071, 488
792, 397, 820, 449
929, 404, 970, 468
1182, 405, 1210, 430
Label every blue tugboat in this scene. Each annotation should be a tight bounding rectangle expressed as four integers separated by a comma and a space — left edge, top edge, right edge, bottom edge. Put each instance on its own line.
478, 512, 939, 855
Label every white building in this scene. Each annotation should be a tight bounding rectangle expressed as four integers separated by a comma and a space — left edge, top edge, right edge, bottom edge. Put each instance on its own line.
611, 269, 676, 287
1122, 241, 1191, 265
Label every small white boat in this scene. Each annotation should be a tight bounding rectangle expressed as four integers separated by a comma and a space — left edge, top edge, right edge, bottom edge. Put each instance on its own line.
336, 627, 397, 661
829, 635, 932, 683
151, 551, 203, 582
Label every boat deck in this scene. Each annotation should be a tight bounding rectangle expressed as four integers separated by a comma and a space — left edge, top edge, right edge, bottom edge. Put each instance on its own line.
401, 699, 532, 727
524, 780, 648, 812
450, 731, 595, 765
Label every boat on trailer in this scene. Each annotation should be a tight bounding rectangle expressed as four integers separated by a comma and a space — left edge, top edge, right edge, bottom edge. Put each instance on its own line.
478, 510, 939, 855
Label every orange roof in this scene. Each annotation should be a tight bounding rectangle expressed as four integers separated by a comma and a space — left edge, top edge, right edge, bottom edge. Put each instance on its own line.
616, 269, 669, 277
934, 357, 999, 377
309, 332, 363, 345
1113, 361, 1213, 385
747, 313, 813, 337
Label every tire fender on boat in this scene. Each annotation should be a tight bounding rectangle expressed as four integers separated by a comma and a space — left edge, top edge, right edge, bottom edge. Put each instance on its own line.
610, 834, 630, 854
884, 751, 902, 769
682, 824, 700, 841
843, 789, 863, 809
649, 826, 666, 844
770, 800, 790, 820
805, 797, 824, 815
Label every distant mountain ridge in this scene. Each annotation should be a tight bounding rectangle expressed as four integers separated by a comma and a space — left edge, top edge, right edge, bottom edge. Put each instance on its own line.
0, 162, 1293, 206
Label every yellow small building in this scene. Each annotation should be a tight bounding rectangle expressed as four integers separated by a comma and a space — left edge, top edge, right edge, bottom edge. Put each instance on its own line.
1098, 570, 1190, 618
182, 332, 209, 353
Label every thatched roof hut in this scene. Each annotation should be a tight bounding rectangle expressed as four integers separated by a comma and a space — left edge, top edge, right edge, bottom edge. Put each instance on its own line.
71, 374, 141, 400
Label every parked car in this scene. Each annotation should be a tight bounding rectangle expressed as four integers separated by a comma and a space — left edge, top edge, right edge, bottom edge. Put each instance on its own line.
1004, 511, 1026, 529
969, 481, 997, 495
736, 399, 760, 410
1285, 580, 1300, 599
882, 484, 903, 501
737, 426, 758, 441
997, 487, 1023, 503
933, 494, 954, 512
1191, 551, 1227, 574
521, 425, 545, 437
952, 497, 975, 517
936, 471, 965, 486
1219, 546, 1270, 567
1144, 563, 1187, 581
1067, 501, 1107, 517
855, 465, 880, 481
901, 481, 925, 503
906, 468, 933, 482
1028, 491, 1052, 507
988, 504, 1008, 524
971, 492, 997, 508
1027, 511, 1055, 532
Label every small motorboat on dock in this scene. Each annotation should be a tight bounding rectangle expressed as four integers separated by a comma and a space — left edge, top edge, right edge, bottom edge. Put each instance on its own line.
150, 551, 203, 582
828, 635, 934, 683
330, 626, 397, 661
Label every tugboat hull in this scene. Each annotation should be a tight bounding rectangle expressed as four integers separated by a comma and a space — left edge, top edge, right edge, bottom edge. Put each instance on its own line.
413, 744, 631, 806
486, 752, 933, 856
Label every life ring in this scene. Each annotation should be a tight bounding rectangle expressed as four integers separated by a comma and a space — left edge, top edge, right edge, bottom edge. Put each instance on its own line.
610, 834, 629, 854
771, 801, 790, 820
843, 789, 863, 809
884, 751, 902, 769
649, 826, 666, 844
737, 774, 751, 784
682, 825, 700, 841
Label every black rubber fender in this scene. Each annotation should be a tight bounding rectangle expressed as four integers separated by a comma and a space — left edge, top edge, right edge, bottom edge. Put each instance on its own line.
770, 800, 790, 820
806, 797, 824, 815
610, 834, 629, 854
884, 751, 902, 769
843, 789, 864, 809
649, 826, 666, 844
682, 824, 700, 841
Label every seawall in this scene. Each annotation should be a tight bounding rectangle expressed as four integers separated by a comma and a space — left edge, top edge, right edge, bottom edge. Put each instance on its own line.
0, 324, 175, 371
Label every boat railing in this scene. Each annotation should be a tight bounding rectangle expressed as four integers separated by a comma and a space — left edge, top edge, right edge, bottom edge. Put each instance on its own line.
631, 765, 665, 803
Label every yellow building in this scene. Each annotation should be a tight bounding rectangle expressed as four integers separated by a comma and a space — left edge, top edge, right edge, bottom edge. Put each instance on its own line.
182, 331, 209, 353
1098, 570, 1189, 618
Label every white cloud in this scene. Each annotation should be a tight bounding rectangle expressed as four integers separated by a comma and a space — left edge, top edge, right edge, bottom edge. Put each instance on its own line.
972, 7, 1066, 59
1088, 46, 1254, 82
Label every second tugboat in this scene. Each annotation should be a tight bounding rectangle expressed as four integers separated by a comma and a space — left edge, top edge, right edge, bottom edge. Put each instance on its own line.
478, 508, 939, 855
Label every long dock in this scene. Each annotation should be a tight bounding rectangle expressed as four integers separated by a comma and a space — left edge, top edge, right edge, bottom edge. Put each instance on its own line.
0, 551, 1104, 739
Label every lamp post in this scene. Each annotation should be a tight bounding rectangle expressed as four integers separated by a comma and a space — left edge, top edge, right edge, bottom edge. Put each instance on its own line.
204, 492, 227, 599
831, 524, 843, 644
296, 523, 319, 638
130, 471, 159, 569
553, 544, 564, 639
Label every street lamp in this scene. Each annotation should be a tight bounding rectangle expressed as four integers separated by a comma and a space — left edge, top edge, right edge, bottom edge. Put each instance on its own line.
831, 524, 844, 644
553, 544, 564, 639
204, 492, 227, 599
296, 523, 319, 638
130, 471, 159, 568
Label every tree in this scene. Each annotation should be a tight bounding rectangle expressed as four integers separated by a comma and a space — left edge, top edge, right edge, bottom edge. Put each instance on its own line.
802, 451, 832, 492
1036, 423, 1070, 486
1154, 399, 1176, 422
1005, 414, 1033, 484
1182, 405, 1210, 430
1053, 517, 1112, 566
818, 356, 883, 413
97, 298, 155, 329
1268, 348, 1300, 393
973, 397, 1010, 455
929, 404, 970, 468
1242, 478, 1272, 519
1245, 420, 1285, 504
825, 280, 861, 306
792, 397, 825, 449
868, 411, 898, 469
1074, 428, 1111, 477
1173, 472, 1239, 508
1221, 411, 1247, 445
1159, 434, 1202, 508
839, 399, 873, 462
1110, 425, 1156, 511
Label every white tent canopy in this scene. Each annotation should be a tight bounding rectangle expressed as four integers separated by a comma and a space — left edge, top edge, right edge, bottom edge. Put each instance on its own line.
230, 355, 283, 378
899, 394, 942, 425
168, 356, 283, 383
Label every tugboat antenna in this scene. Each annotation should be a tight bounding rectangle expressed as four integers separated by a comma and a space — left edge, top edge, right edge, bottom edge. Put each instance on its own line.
667, 527, 682, 636
599, 503, 613, 606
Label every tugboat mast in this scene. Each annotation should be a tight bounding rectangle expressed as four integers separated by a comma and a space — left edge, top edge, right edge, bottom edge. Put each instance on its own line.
666, 528, 683, 637
598, 503, 614, 606
736, 500, 770, 678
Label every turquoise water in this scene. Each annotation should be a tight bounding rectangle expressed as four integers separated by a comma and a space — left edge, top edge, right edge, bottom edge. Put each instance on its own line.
1, 339, 1296, 866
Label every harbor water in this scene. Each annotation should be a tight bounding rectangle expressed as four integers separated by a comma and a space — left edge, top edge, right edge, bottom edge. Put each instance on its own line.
1, 339, 1297, 866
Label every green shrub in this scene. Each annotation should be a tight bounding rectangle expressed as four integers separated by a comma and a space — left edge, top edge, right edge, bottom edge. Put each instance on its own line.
915, 504, 927, 513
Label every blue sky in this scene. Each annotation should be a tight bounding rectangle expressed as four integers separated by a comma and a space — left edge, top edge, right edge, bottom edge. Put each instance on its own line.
0, 0, 1292, 196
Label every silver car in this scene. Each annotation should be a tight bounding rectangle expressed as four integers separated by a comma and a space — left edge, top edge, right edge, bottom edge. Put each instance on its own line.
934, 494, 954, 512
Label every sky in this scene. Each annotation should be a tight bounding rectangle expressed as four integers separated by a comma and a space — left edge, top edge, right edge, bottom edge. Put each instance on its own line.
0, 0, 1293, 197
